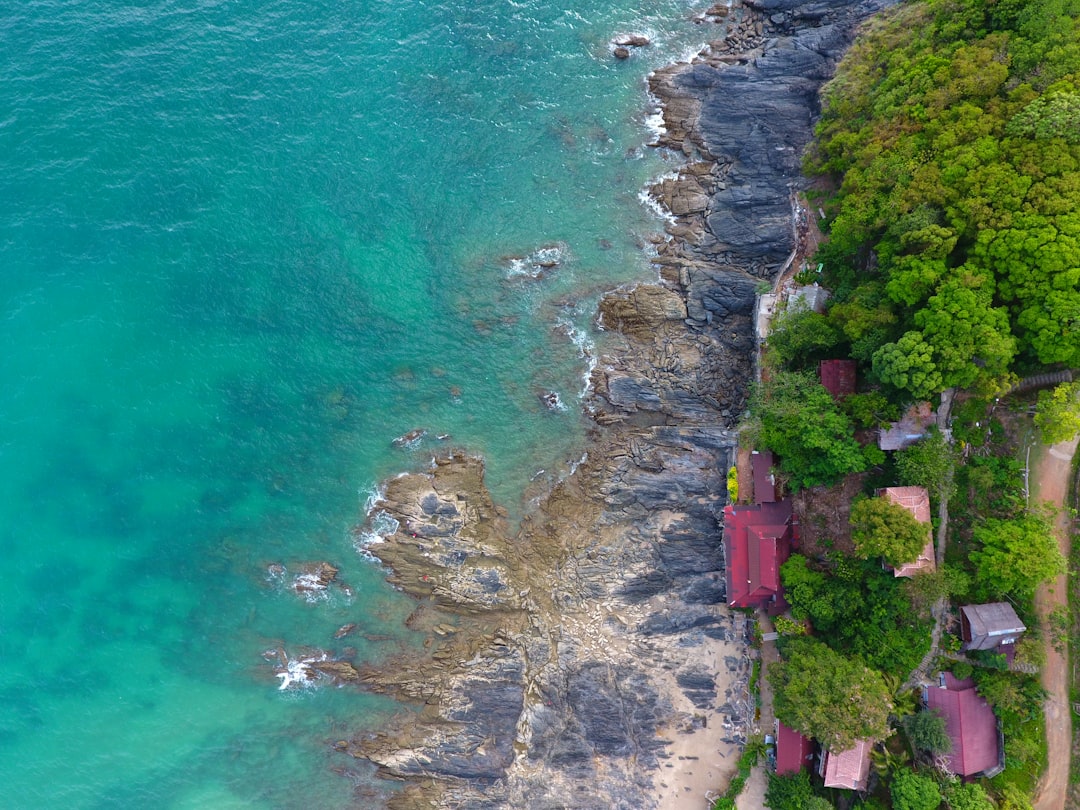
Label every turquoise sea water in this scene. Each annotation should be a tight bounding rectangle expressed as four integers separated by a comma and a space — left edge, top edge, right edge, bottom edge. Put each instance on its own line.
0, 1, 708, 806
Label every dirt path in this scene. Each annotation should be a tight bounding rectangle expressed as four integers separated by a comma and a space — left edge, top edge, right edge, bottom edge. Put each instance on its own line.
1030, 432, 1078, 810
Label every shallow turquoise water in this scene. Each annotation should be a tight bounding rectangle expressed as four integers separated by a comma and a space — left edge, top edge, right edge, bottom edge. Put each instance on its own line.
0, 0, 707, 806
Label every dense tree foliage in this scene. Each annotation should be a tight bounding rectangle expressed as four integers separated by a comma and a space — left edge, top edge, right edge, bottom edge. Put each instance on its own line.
850, 496, 932, 567
807, 0, 1080, 398
767, 306, 844, 370
904, 566, 970, 617
1034, 380, 1080, 443
751, 370, 874, 490
891, 770, 943, 810
896, 428, 957, 499
781, 554, 933, 676
944, 781, 996, 810
970, 510, 1066, 598
769, 637, 893, 751
764, 771, 831, 810
903, 709, 951, 754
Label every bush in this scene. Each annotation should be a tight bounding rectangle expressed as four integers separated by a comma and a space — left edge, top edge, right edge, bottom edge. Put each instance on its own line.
951, 661, 973, 680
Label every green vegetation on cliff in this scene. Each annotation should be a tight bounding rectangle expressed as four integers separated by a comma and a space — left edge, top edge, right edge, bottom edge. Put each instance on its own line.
806, 0, 1080, 399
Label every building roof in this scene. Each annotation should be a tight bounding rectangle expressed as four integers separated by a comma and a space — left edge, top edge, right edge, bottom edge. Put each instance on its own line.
880, 486, 936, 578
751, 450, 777, 504
790, 283, 831, 314
879, 402, 936, 451
776, 722, 814, 776
723, 499, 793, 609
881, 486, 932, 524
822, 740, 872, 790
926, 685, 1000, 777
961, 603, 1027, 639
819, 359, 857, 400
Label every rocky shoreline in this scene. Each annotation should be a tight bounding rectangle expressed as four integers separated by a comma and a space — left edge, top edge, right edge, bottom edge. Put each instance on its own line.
348, 1, 895, 807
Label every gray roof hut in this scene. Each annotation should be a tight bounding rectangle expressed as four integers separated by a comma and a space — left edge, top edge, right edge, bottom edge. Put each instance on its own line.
960, 603, 1027, 651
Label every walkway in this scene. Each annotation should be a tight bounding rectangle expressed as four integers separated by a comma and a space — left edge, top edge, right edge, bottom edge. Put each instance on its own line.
1031, 431, 1079, 810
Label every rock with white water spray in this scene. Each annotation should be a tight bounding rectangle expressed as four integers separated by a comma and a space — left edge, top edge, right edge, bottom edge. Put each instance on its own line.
392, 428, 427, 448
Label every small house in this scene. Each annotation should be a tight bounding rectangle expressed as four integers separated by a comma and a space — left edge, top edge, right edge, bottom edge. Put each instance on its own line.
776, 721, 814, 776
879, 486, 936, 578
820, 739, 872, 791
924, 677, 1003, 778
961, 603, 1027, 652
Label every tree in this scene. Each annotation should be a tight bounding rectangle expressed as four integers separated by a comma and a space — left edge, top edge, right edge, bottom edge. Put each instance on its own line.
895, 427, 957, 499
970, 510, 1066, 598
782, 555, 933, 677
903, 566, 970, 617
752, 370, 870, 491
890, 770, 943, 810
1034, 381, 1080, 444
943, 781, 995, 810
765, 771, 831, 810
872, 331, 943, 400
767, 306, 844, 370
903, 710, 951, 754
850, 496, 932, 568
769, 637, 893, 751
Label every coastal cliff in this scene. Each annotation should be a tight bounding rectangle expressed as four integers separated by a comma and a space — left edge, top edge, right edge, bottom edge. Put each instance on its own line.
351, 0, 895, 806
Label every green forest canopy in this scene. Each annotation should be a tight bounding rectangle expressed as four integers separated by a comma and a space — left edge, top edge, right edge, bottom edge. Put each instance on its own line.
808, 0, 1080, 399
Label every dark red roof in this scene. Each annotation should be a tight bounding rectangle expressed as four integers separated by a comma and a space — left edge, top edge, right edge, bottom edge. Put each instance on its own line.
776, 722, 813, 775
926, 685, 1000, 776
752, 450, 777, 503
819, 359, 856, 400
723, 499, 793, 608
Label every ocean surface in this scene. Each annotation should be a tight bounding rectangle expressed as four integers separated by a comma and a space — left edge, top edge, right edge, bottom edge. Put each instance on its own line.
0, 1, 709, 806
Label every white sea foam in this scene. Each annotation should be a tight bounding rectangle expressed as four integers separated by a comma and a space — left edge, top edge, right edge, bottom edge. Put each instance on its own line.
503, 242, 570, 280
353, 508, 400, 565
555, 317, 598, 398
291, 572, 329, 604
276, 652, 328, 691
362, 482, 385, 515
644, 110, 666, 142
638, 184, 677, 226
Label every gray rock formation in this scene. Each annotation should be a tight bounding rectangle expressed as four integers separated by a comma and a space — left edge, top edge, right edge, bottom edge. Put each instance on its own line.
346, 0, 897, 807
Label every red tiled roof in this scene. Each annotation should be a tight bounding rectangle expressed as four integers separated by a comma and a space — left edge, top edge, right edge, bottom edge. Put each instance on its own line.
723, 499, 793, 608
819, 359, 856, 400
823, 740, 871, 790
752, 450, 777, 503
926, 686, 1000, 776
776, 722, 813, 775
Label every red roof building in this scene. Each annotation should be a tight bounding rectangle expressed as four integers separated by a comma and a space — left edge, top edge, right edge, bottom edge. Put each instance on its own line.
821, 740, 872, 791
925, 680, 1002, 777
880, 486, 936, 578
751, 450, 777, 503
776, 721, 814, 775
722, 499, 793, 609
819, 359, 857, 400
